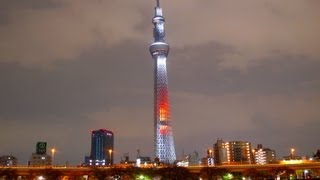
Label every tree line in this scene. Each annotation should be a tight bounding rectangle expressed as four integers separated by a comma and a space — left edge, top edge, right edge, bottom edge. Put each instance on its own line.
0, 166, 296, 180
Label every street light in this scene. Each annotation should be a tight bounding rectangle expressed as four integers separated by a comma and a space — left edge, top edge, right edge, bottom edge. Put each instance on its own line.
291, 148, 295, 156
108, 149, 112, 165
51, 148, 55, 166
207, 149, 213, 158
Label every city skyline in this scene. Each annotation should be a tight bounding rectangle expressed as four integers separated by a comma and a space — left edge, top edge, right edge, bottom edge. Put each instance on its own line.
0, 0, 320, 165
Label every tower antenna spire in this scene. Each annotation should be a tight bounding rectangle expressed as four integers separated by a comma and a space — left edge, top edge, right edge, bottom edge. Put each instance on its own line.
157, 0, 160, 7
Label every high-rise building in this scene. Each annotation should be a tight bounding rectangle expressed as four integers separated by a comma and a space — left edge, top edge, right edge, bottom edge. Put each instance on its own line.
214, 139, 253, 165
253, 144, 276, 165
149, 0, 176, 164
89, 129, 114, 166
214, 139, 228, 165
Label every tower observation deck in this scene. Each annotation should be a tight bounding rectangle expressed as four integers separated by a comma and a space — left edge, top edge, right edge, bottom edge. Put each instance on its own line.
149, 0, 176, 164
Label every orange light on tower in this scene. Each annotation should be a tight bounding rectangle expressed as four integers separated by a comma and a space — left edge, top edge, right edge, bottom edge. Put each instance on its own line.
159, 102, 169, 121
159, 107, 167, 121
160, 125, 168, 134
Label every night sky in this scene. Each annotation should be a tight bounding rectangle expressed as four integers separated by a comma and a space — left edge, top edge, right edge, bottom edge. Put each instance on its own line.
0, 0, 319, 165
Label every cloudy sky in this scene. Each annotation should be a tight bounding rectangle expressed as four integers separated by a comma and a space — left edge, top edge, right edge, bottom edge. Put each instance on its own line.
1, 0, 320, 165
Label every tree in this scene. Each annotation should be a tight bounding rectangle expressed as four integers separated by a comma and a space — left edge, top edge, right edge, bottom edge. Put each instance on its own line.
40, 168, 63, 180
156, 166, 194, 180
0, 168, 18, 180
243, 168, 268, 180
200, 167, 229, 180
109, 167, 131, 180
269, 167, 296, 179
282, 168, 296, 179
68, 171, 87, 180
231, 172, 243, 180
92, 167, 137, 180
127, 167, 155, 180
92, 167, 110, 180
269, 167, 284, 178
27, 170, 37, 180
314, 149, 320, 160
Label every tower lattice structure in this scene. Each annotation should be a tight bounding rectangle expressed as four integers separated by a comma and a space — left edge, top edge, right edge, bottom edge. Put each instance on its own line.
149, 0, 176, 164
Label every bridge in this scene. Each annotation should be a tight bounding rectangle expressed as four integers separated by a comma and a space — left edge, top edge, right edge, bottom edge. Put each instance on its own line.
1, 162, 320, 179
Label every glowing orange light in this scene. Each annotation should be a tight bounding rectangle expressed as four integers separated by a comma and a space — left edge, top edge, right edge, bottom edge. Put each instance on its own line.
159, 103, 169, 121
159, 108, 167, 120
160, 125, 168, 134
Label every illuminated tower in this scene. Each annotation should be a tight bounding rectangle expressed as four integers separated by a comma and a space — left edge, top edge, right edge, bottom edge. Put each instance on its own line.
149, 0, 176, 164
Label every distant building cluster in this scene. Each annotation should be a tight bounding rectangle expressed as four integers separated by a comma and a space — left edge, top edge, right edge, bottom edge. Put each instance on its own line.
177, 139, 278, 167
20, 136, 318, 167
1, 129, 115, 167
2, 132, 319, 167
211, 139, 277, 166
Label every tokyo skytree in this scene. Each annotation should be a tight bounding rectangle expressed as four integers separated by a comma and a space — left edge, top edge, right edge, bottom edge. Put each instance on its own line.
149, 0, 176, 164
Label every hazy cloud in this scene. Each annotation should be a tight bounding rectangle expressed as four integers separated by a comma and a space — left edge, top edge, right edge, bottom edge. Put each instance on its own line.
0, 0, 150, 66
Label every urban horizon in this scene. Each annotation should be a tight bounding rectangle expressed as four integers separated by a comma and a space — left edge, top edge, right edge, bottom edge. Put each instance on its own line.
1, 130, 318, 166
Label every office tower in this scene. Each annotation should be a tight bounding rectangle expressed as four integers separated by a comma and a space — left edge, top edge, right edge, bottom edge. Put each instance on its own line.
149, 0, 176, 164
214, 139, 253, 165
90, 129, 114, 166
